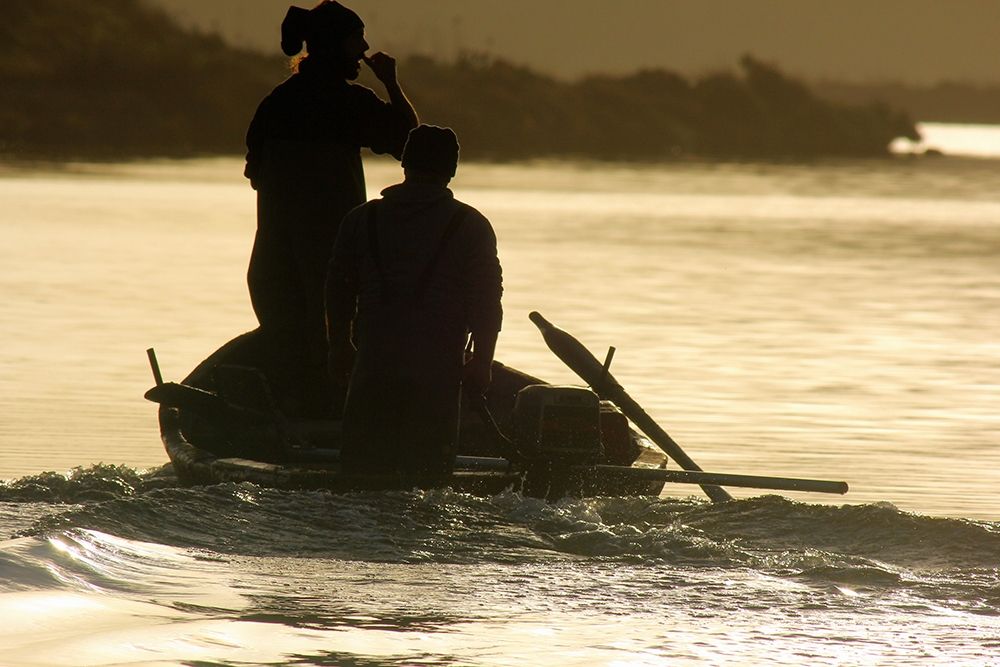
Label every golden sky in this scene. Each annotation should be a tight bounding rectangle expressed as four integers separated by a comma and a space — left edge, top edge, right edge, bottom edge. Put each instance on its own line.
152, 0, 1000, 84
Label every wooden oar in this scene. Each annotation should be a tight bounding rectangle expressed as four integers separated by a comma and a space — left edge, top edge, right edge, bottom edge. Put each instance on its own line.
147, 348, 164, 386
528, 311, 734, 502
588, 465, 848, 495
144, 348, 274, 426
144, 380, 275, 425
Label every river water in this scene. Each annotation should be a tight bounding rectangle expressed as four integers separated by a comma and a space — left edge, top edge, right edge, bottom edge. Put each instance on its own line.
1, 132, 999, 664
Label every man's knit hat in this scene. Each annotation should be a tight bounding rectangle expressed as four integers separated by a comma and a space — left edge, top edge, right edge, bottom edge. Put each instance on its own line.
401, 125, 460, 178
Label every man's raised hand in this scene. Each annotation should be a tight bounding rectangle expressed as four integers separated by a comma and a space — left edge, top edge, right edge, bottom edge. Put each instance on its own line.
363, 52, 398, 85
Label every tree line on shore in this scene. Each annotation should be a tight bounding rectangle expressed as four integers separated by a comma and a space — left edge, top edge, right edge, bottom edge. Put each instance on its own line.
1, 0, 920, 162
818, 80, 1000, 127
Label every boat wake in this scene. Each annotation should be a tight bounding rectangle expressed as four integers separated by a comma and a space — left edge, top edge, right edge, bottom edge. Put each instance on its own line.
4, 464, 998, 573
2, 464, 998, 665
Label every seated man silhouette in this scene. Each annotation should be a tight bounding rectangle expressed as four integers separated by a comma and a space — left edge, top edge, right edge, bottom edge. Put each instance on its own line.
326, 125, 503, 481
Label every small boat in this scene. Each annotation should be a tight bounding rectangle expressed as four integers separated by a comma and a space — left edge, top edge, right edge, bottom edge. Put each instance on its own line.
146, 328, 671, 500
147, 313, 849, 502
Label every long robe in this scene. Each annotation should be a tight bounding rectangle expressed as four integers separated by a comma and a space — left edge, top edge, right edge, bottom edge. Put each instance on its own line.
244, 63, 408, 415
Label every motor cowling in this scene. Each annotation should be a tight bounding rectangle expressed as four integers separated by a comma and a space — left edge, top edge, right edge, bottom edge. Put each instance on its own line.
512, 385, 604, 465
598, 400, 641, 466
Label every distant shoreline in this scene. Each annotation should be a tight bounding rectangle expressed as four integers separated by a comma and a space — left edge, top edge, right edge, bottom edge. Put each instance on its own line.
7, 124, 1000, 174
1, 2, 920, 163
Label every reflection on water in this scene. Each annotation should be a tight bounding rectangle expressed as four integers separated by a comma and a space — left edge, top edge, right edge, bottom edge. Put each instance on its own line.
3, 492, 999, 666
1, 154, 999, 518
894, 121, 1000, 158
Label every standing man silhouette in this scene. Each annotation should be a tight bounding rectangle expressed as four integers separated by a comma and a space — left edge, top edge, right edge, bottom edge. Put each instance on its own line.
244, 1, 417, 416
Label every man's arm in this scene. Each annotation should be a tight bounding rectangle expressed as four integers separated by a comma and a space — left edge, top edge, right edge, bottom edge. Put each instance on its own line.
325, 212, 362, 385
463, 329, 498, 397
243, 95, 272, 190
462, 211, 504, 395
364, 52, 418, 137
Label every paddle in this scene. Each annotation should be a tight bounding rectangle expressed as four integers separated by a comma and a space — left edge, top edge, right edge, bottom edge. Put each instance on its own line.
587, 465, 848, 495
144, 381, 271, 423
147, 348, 164, 386
144, 348, 274, 426
528, 311, 734, 502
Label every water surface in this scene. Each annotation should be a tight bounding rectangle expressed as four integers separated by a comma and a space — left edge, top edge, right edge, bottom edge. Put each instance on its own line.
2, 154, 998, 518
1, 149, 999, 666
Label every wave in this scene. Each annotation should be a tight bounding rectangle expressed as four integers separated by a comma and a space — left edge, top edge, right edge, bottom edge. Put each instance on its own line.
6, 466, 998, 573
2, 513, 997, 667
0, 463, 177, 503
3, 465, 998, 619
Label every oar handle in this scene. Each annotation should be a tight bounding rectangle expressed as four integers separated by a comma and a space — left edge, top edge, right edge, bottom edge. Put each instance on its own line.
591, 465, 849, 495
147, 348, 164, 386
597, 346, 616, 391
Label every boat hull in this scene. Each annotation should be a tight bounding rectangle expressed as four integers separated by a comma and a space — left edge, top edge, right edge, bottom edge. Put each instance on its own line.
157, 329, 667, 499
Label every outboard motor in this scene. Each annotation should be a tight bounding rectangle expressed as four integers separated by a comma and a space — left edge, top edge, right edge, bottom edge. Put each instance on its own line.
512, 384, 603, 497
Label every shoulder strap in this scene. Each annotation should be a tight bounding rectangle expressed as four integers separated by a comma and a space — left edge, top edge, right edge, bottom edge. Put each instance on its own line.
413, 205, 469, 302
365, 201, 395, 302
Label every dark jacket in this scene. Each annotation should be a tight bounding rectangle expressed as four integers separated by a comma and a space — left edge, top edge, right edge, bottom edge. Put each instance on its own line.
328, 182, 502, 346
245, 69, 408, 228
326, 182, 503, 475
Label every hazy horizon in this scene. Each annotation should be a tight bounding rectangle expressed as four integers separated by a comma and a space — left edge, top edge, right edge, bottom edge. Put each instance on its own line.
150, 0, 1000, 85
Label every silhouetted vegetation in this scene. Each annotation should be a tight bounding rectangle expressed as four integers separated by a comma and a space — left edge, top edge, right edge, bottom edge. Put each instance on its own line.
1, 0, 918, 161
0, 0, 284, 159
817, 80, 1000, 126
